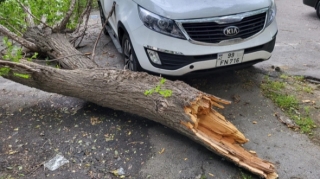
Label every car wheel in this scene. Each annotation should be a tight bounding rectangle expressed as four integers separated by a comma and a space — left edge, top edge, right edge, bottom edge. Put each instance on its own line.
122, 33, 141, 71
98, 3, 109, 36
317, 2, 320, 19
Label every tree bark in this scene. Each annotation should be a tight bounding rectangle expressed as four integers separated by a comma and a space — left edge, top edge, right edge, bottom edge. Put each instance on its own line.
0, 22, 278, 178
0, 58, 278, 179
23, 27, 97, 69
0, 24, 38, 51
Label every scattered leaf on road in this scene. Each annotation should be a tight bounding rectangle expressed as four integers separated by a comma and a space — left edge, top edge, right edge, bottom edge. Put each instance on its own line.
302, 100, 311, 103
159, 148, 165, 154
90, 117, 101, 125
8, 150, 18, 155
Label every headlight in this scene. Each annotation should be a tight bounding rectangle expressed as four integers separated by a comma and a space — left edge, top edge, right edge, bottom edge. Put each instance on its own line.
138, 7, 186, 39
266, 0, 276, 26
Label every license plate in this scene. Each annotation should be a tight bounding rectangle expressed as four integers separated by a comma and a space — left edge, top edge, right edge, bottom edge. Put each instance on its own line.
216, 50, 244, 67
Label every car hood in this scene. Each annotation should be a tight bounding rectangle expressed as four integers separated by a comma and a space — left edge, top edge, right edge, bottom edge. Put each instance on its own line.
133, 0, 271, 19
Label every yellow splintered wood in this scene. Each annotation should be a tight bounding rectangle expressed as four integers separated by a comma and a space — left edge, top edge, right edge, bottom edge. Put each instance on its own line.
198, 112, 248, 143
183, 94, 278, 179
185, 95, 248, 144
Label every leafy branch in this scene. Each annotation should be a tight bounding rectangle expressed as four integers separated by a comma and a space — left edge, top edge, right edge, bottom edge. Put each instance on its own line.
144, 78, 172, 98
0, 36, 37, 78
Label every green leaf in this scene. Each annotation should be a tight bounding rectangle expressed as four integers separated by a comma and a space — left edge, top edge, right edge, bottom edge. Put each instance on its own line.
32, 52, 38, 59
2, 36, 8, 44
0, 67, 10, 76
13, 73, 30, 79
160, 77, 166, 84
154, 85, 161, 93
3, 55, 10, 60
144, 77, 172, 98
6, 40, 12, 47
144, 89, 154, 96
159, 90, 172, 98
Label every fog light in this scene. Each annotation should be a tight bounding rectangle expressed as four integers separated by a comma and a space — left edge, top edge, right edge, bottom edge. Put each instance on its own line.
147, 49, 161, 65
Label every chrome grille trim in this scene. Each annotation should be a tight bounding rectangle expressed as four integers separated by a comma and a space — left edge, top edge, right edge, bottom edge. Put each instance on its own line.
175, 8, 269, 46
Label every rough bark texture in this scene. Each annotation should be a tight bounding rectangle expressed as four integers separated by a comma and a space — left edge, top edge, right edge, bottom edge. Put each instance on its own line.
0, 59, 278, 179
0, 26, 278, 178
23, 27, 97, 69
0, 24, 38, 51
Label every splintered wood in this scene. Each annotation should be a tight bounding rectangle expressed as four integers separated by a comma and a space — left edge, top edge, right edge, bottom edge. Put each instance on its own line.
183, 95, 278, 179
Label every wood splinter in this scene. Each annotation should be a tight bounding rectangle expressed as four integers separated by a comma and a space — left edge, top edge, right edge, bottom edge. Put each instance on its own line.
183, 95, 278, 179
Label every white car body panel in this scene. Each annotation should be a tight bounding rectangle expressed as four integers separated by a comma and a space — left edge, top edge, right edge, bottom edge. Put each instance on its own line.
133, 0, 271, 19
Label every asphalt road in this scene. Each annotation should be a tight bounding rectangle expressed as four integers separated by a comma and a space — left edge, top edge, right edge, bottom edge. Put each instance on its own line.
1, 0, 320, 179
257, 0, 320, 79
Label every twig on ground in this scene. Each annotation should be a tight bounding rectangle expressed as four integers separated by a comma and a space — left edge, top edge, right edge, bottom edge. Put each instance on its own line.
74, 0, 93, 34
75, 19, 90, 48
91, 2, 116, 61
27, 162, 45, 175
71, 0, 93, 47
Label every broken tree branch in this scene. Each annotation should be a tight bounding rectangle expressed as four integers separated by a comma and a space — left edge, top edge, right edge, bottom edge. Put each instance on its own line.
91, 2, 116, 60
18, 2, 35, 27
0, 16, 23, 36
23, 28, 97, 69
2, 22, 23, 37
24, 5, 35, 27
0, 24, 38, 51
74, 0, 93, 34
72, 0, 93, 48
17, 0, 51, 29
0, 2, 278, 177
75, 7, 92, 47
0, 59, 36, 73
0, 60, 278, 179
54, 0, 77, 32
37, 15, 47, 30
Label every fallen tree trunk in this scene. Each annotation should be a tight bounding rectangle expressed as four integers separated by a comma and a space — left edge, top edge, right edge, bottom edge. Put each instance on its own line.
0, 2, 278, 177
0, 59, 278, 179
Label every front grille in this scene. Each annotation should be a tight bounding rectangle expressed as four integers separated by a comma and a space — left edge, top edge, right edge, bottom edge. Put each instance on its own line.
182, 12, 267, 44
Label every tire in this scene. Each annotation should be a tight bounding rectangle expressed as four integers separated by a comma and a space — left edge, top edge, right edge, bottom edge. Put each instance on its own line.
317, 2, 320, 19
122, 33, 142, 71
98, 3, 109, 36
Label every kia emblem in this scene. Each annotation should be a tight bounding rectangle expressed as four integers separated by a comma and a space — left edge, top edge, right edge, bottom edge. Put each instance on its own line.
223, 26, 240, 36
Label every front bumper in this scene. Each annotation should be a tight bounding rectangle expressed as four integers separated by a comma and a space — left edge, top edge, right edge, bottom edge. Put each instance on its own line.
145, 37, 276, 71
128, 11, 278, 76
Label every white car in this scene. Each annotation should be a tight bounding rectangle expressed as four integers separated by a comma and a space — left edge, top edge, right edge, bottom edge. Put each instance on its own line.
98, 0, 277, 76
